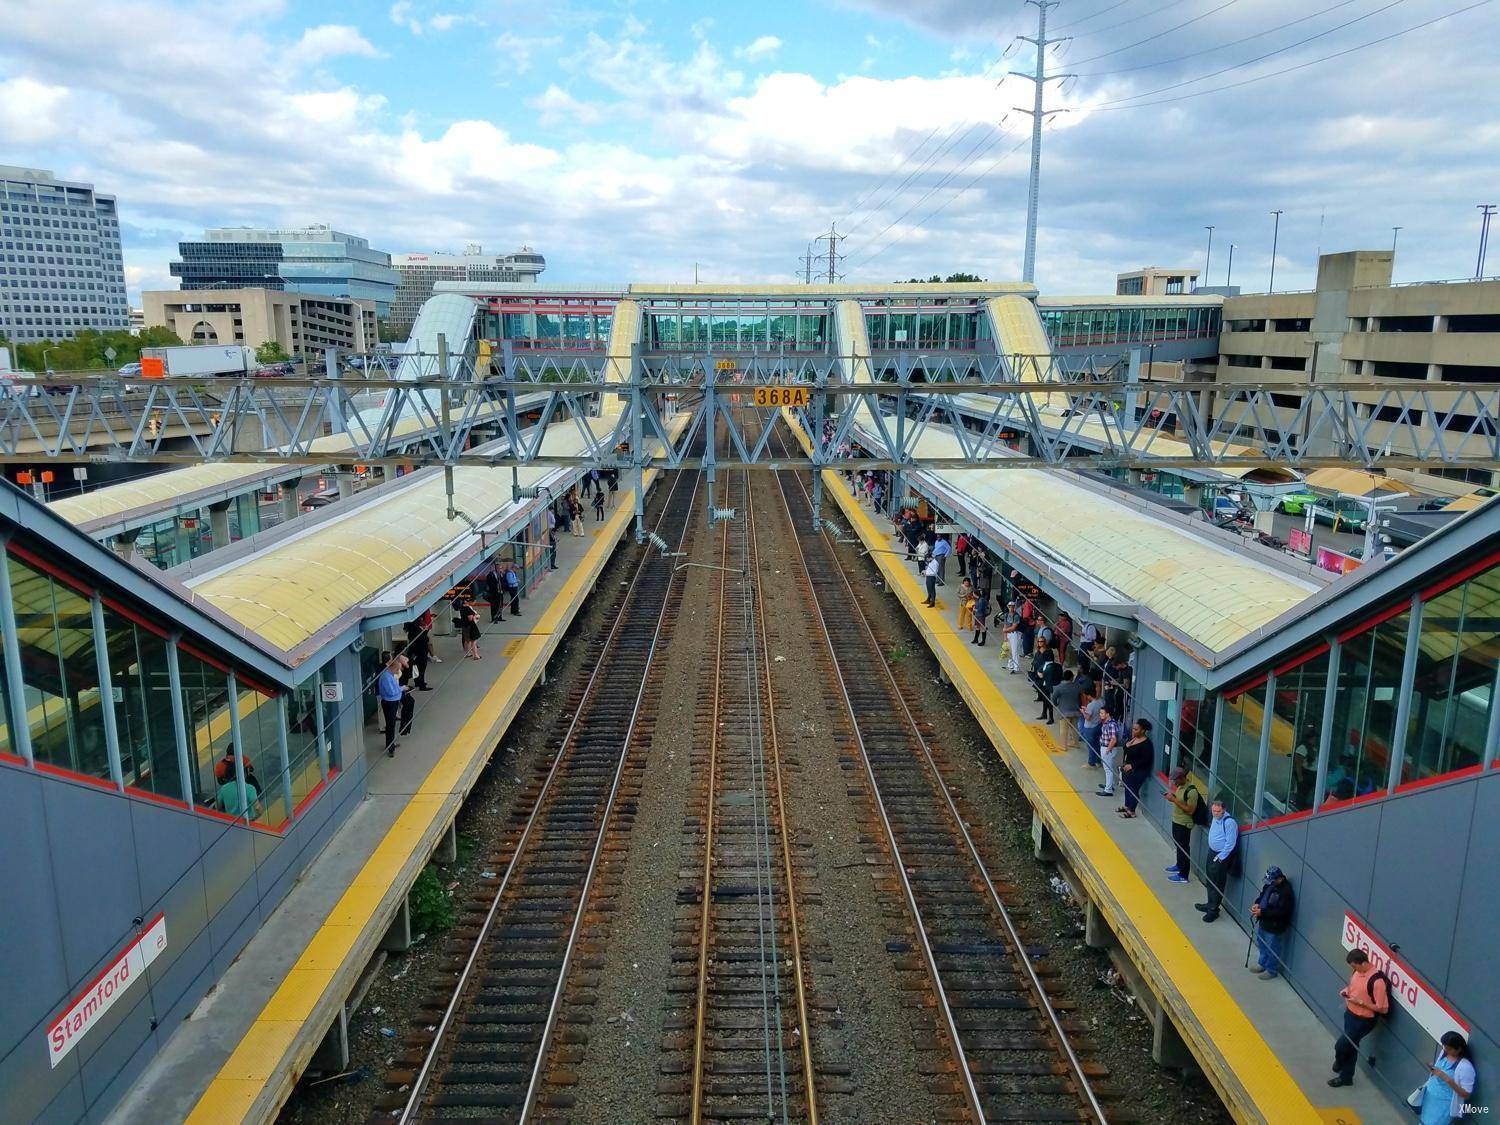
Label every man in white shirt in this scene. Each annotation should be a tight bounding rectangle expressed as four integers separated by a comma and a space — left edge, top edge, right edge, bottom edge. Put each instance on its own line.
922, 555, 940, 607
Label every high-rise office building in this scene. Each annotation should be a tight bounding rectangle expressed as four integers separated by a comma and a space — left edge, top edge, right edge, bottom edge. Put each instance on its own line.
170, 225, 400, 314
0, 165, 129, 342
390, 244, 545, 331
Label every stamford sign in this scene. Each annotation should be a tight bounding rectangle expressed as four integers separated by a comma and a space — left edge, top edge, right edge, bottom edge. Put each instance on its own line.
47, 914, 167, 1067
1341, 912, 1468, 1043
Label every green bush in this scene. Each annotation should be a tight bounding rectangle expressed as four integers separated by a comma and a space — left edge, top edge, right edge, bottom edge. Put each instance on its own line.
409, 865, 456, 934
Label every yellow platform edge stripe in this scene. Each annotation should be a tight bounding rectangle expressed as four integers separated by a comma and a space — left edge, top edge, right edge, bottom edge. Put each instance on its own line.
185, 478, 650, 1125
785, 410, 1328, 1125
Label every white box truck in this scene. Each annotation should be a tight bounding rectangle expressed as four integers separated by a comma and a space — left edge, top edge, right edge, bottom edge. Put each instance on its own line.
140, 344, 256, 378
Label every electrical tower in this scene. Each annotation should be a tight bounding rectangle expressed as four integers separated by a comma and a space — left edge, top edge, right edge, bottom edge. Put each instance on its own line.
1015, 0, 1072, 284
815, 224, 845, 283
798, 242, 816, 284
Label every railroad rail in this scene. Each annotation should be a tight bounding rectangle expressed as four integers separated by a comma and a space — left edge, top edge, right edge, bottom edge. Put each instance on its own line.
770, 425, 1111, 1125
384, 466, 701, 1123
673, 467, 817, 1123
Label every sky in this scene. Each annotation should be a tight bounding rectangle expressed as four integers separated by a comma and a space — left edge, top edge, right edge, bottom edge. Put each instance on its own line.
2, 0, 1498, 303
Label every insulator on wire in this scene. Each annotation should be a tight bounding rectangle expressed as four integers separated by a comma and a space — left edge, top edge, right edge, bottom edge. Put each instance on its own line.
711, 507, 739, 524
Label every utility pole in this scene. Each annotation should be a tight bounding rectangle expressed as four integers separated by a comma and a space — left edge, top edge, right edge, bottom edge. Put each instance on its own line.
1391, 226, 1402, 255
1268, 209, 1284, 293
1016, 0, 1072, 284
1203, 226, 1214, 290
816, 224, 845, 283
1477, 205, 1497, 279
1226, 243, 1236, 288
694, 262, 701, 284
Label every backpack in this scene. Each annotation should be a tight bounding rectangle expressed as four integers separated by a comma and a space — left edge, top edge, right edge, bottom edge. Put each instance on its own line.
1185, 785, 1209, 827
1365, 970, 1393, 1016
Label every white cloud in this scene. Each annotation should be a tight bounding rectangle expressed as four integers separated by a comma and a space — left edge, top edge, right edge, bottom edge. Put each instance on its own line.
288, 24, 384, 66
736, 35, 783, 61
528, 85, 605, 127
388, 2, 470, 35
494, 31, 562, 75
0, 77, 70, 143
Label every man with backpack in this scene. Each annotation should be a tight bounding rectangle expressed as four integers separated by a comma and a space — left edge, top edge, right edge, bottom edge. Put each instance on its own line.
1194, 797, 1238, 923
1330, 949, 1391, 1087
1164, 767, 1206, 883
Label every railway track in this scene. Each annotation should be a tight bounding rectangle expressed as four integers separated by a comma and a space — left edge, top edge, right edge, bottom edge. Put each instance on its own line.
382, 467, 701, 1124
662, 468, 818, 1123
769, 425, 1111, 1125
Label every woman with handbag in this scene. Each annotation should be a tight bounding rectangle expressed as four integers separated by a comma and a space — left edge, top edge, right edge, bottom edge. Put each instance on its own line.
1412, 1032, 1475, 1124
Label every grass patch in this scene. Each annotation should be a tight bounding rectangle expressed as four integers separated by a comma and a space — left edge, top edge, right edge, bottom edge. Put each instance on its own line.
410, 865, 456, 934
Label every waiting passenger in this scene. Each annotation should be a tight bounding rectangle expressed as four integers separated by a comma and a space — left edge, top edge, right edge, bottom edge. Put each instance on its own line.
1330, 948, 1391, 1087
377, 653, 404, 757
1050, 670, 1083, 750
1194, 798, 1238, 923
213, 744, 241, 784
1164, 767, 1202, 883
957, 577, 975, 633
593, 487, 606, 522
921, 554, 940, 607
1095, 705, 1122, 798
970, 588, 990, 647
1415, 1032, 1476, 1123
1249, 866, 1295, 979
1118, 718, 1154, 817
216, 770, 260, 818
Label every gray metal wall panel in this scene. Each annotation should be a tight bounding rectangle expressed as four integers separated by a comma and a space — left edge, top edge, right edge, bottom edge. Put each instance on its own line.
212, 901, 265, 983
197, 817, 255, 921
1302, 799, 1383, 915
253, 824, 296, 903
0, 769, 70, 1054
131, 800, 203, 908
44, 782, 145, 987
1449, 771, 1500, 1033
208, 873, 262, 979
76, 984, 155, 1112
1366, 782, 1477, 989
142, 879, 212, 1017
34, 1071, 87, 1125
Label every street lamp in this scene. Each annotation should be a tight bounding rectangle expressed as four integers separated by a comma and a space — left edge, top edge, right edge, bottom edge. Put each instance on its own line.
1225, 244, 1236, 288
1269, 209, 1284, 293
1203, 226, 1215, 290
42, 346, 60, 373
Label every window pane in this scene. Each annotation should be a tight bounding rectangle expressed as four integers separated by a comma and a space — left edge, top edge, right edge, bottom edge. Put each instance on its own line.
234, 685, 286, 828
9, 555, 108, 778
1326, 613, 1408, 805
1263, 649, 1327, 818
103, 606, 181, 801
1405, 569, 1498, 782
177, 646, 232, 807
1214, 684, 1264, 819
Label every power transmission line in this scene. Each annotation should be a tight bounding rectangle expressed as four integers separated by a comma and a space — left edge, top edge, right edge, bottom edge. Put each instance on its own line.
1068, 0, 1194, 39
1066, 0, 1241, 65
1074, 0, 1361, 77
1056, 0, 1135, 31
845, 136, 1035, 271
842, 127, 1008, 262
1084, 0, 1482, 111
1016, 0, 1072, 282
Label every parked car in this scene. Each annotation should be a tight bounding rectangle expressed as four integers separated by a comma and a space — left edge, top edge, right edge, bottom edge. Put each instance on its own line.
1312, 497, 1370, 532
1210, 496, 1247, 520
1278, 490, 1320, 515
117, 361, 142, 377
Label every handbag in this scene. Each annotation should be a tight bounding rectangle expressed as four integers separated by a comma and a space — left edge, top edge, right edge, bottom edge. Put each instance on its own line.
1406, 1085, 1424, 1109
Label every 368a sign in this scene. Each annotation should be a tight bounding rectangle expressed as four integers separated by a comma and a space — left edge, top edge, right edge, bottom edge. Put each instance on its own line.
753, 385, 810, 408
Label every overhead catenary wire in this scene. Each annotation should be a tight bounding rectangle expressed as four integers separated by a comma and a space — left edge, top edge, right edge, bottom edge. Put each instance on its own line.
1083, 0, 1483, 110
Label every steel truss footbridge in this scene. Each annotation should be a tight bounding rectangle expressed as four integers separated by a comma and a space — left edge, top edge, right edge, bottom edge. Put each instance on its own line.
5, 345, 1498, 529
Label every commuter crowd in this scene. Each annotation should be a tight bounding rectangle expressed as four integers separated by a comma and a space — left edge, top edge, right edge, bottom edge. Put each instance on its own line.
849, 469, 1480, 1114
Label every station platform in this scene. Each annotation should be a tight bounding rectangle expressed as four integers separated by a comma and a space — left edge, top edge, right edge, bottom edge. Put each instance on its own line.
813, 465, 1399, 1125
107, 486, 650, 1125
